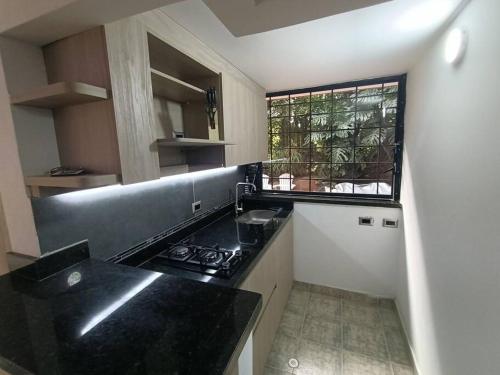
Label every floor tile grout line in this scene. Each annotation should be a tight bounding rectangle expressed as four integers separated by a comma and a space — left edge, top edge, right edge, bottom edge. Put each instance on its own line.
381, 302, 416, 372
340, 294, 345, 375
266, 282, 303, 374
380, 303, 396, 375
294, 283, 311, 373
298, 283, 310, 338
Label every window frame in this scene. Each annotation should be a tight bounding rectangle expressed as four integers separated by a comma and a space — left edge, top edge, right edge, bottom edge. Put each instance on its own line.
262, 74, 406, 201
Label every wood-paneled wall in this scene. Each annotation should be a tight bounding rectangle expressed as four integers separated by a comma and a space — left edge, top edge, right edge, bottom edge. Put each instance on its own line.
105, 18, 160, 184
222, 73, 268, 166
44, 27, 122, 175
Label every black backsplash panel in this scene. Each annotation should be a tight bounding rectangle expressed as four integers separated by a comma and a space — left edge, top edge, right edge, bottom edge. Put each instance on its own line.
31, 167, 245, 260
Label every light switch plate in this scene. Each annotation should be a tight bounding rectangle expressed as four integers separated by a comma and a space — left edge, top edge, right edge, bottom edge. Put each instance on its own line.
192, 201, 201, 214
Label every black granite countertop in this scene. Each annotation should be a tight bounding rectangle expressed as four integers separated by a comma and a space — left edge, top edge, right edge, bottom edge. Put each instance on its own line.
250, 192, 402, 208
136, 199, 294, 288
0, 258, 261, 375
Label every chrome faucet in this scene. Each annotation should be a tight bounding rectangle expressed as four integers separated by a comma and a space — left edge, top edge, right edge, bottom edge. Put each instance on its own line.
235, 182, 256, 215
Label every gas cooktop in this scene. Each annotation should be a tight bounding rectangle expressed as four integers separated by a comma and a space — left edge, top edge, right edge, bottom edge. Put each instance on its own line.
151, 240, 249, 279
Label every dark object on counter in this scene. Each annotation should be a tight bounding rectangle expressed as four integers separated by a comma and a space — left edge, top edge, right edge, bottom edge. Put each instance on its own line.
154, 241, 248, 279
117, 199, 293, 288
205, 86, 217, 129
49, 166, 86, 176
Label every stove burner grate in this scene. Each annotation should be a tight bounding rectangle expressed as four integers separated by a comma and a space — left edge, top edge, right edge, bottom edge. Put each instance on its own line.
156, 241, 247, 279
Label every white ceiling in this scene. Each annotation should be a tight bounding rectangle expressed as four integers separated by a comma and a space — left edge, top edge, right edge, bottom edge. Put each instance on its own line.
0, 0, 184, 45
202, 0, 390, 36
161, 0, 464, 92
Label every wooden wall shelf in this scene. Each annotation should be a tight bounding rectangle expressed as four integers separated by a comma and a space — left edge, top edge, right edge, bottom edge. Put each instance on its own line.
150, 68, 205, 103
147, 33, 218, 84
25, 174, 120, 189
157, 138, 230, 147
10, 81, 108, 108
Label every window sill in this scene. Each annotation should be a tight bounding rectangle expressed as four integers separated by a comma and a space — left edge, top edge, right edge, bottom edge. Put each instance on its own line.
247, 192, 402, 209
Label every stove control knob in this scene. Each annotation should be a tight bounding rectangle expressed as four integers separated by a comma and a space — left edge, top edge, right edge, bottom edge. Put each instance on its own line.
235, 250, 242, 257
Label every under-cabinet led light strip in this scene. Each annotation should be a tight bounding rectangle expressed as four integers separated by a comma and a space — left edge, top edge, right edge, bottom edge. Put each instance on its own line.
52, 166, 238, 204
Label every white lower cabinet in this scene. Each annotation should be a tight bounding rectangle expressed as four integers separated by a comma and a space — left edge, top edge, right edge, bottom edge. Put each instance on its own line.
238, 333, 253, 375
239, 217, 294, 375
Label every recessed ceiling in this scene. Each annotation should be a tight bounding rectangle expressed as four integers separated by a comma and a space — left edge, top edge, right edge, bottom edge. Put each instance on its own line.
203, 0, 391, 36
162, 0, 465, 92
0, 0, 184, 45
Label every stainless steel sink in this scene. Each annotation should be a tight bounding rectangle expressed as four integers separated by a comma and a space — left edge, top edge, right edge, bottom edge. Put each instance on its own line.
235, 209, 277, 225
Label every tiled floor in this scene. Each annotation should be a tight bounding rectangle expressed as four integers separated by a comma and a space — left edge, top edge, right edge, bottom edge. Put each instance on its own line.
264, 282, 416, 375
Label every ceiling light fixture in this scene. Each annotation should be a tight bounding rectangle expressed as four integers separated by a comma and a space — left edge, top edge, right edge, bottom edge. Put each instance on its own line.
444, 28, 467, 65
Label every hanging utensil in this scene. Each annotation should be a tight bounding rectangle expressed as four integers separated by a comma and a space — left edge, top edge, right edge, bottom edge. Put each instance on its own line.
206, 87, 217, 129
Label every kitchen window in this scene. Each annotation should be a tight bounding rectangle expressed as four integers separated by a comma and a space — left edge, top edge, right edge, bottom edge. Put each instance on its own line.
263, 75, 406, 200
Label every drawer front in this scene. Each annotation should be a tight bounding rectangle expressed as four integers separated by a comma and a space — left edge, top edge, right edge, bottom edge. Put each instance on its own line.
240, 245, 277, 316
240, 217, 294, 375
275, 218, 294, 310
252, 286, 281, 375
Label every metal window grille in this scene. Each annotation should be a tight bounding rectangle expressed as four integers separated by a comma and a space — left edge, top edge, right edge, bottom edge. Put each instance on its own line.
263, 75, 406, 200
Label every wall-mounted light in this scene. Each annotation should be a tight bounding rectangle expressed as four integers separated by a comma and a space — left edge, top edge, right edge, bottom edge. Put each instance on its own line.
445, 28, 467, 65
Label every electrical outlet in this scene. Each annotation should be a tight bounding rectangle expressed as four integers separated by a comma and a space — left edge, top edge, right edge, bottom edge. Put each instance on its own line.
192, 201, 201, 214
382, 218, 398, 228
359, 216, 374, 226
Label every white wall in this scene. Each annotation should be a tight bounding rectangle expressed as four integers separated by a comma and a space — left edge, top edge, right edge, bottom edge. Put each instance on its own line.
398, 1, 500, 374
0, 40, 41, 258
0, 36, 61, 176
294, 203, 403, 298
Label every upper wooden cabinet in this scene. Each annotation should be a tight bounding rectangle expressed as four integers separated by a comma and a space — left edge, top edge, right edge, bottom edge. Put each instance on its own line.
103, 19, 160, 185
222, 73, 268, 167
131, 9, 268, 167
105, 11, 268, 177
5, 9, 267, 196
